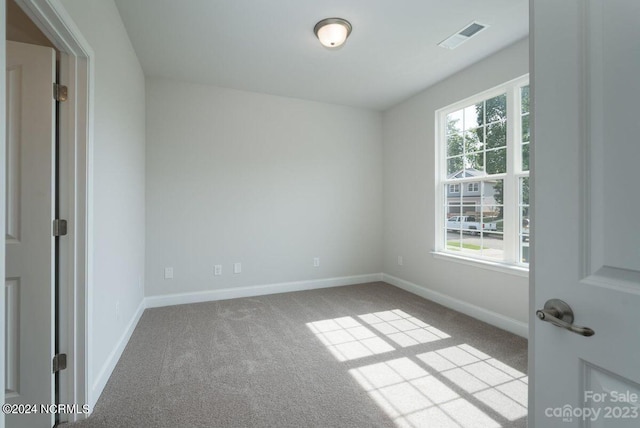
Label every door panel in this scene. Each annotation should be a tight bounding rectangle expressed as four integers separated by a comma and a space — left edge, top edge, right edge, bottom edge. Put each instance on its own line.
532, 0, 640, 427
5, 40, 56, 428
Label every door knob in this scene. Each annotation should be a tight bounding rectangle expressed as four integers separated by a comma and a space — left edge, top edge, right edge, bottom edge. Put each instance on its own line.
536, 299, 595, 337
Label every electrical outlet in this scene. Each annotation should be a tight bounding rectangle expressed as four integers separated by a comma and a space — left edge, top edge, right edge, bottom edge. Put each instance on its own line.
164, 267, 174, 279
214, 265, 222, 276
313, 257, 320, 267
398, 256, 403, 266
233, 262, 242, 274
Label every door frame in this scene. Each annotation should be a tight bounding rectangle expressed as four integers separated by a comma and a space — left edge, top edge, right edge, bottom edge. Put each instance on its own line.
3, 0, 94, 423
1, 3, 7, 426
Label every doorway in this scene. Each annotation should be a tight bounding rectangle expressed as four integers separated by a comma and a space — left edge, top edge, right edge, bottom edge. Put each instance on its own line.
4, 0, 93, 425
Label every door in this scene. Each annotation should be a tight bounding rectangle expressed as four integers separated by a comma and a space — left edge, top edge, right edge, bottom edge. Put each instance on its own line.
5, 41, 56, 428
532, 1, 640, 427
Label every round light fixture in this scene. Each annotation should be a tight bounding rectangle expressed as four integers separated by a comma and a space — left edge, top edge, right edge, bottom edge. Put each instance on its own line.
314, 18, 352, 49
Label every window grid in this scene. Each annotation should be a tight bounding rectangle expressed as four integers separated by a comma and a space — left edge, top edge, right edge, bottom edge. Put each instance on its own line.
437, 76, 529, 267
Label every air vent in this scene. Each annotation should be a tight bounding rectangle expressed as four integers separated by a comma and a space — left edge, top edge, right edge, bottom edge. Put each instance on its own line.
438, 21, 488, 50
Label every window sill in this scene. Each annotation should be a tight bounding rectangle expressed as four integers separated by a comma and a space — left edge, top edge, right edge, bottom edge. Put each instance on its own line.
431, 251, 529, 278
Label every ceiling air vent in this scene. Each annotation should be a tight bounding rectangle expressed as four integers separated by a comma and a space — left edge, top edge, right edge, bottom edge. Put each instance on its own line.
438, 22, 488, 50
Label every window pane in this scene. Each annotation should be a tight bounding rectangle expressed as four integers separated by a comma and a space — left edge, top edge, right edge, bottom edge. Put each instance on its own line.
464, 104, 482, 129
446, 206, 462, 219
519, 177, 530, 265
481, 180, 503, 233
480, 178, 504, 261
446, 110, 463, 135
521, 86, 530, 114
520, 207, 530, 263
466, 182, 479, 193
447, 133, 464, 157
446, 230, 463, 252
486, 148, 507, 175
475, 102, 485, 127
520, 177, 530, 205
485, 94, 507, 123
447, 157, 463, 175
482, 231, 505, 261
486, 121, 507, 149
465, 129, 484, 153
522, 143, 530, 172
521, 114, 530, 143
447, 233, 483, 257
446, 183, 462, 224
521, 242, 530, 264
464, 153, 484, 174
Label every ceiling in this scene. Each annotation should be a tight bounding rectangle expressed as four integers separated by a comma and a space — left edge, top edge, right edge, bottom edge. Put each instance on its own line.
114, 0, 528, 111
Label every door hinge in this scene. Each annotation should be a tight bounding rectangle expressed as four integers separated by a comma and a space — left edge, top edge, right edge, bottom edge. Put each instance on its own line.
53, 83, 68, 102
52, 353, 67, 373
53, 219, 68, 237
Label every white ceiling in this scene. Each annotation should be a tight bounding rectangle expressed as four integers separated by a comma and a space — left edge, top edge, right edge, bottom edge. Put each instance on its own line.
114, 0, 528, 111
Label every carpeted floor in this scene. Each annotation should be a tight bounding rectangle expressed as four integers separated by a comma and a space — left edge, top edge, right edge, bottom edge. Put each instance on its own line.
70, 282, 528, 428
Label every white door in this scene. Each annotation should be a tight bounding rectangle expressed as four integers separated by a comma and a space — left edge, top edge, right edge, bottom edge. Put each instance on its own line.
532, 1, 640, 427
5, 41, 56, 428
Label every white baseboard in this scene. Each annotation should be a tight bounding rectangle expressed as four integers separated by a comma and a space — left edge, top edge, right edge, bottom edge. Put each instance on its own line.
382, 273, 528, 338
90, 298, 146, 409
145, 273, 384, 308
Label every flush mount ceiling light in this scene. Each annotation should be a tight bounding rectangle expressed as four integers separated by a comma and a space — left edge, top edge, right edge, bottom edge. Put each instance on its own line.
314, 18, 352, 49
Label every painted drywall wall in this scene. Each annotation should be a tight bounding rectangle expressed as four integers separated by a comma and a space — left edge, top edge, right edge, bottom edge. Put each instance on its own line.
146, 79, 382, 297
382, 38, 530, 325
59, 0, 146, 405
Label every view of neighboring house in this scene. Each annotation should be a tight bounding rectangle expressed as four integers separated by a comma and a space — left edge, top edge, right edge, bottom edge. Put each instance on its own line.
446, 168, 501, 219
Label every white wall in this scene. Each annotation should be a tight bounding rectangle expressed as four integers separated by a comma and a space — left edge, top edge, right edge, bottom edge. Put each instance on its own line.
382, 38, 530, 327
59, 0, 146, 405
145, 79, 382, 298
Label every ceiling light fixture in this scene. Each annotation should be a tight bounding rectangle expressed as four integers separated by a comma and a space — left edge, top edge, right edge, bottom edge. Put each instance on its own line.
314, 18, 352, 49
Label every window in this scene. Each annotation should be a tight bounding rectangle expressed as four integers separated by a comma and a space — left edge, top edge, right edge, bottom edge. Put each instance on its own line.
436, 76, 530, 266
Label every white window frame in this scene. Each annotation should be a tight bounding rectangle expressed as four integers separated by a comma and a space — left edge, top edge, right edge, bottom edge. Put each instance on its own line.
434, 75, 529, 271
467, 182, 479, 193
449, 183, 460, 194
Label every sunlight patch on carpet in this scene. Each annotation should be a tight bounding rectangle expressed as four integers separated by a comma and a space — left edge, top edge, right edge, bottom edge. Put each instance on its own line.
306, 316, 395, 361
308, 311, 527, 427
349, 357, 500, 428
417, 344, 528, 421
358, 310, 451, 348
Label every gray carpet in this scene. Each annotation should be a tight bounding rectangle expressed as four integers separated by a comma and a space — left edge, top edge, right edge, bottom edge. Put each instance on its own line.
70, 282, 528, 428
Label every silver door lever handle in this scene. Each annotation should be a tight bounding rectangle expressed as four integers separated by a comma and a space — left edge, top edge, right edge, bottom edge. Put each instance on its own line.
536, 299, 595, 337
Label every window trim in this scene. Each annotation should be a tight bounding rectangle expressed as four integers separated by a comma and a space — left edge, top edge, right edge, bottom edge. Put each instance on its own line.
434, 74, 530, 268
431, 251, 529, 277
